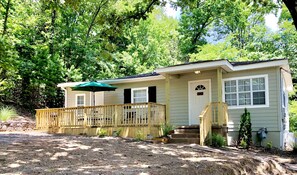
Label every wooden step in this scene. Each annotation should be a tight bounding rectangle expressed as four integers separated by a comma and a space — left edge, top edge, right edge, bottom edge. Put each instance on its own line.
176, 125, 200, 129
174, 128, 199, 134
168, 138, 199, 144
171, 133, 199, 138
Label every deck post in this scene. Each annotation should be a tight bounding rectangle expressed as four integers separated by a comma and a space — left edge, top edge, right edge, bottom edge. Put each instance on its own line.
114, 105, 118, 127
217, 68, 223, 125
147, 103, 152, 135
165, 75, 170, 123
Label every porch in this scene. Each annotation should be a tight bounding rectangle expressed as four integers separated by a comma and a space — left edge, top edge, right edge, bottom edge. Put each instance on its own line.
35, 102, 228, 145
36, 102, 166, 138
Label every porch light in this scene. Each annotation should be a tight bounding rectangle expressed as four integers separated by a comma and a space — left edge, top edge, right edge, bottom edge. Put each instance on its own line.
194, 70, 201, 74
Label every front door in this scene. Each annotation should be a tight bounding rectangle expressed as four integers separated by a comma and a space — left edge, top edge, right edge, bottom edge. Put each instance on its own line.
188, 80, 211, 125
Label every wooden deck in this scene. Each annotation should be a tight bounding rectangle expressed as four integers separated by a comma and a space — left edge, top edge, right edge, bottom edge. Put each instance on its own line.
35, 102, 166, 138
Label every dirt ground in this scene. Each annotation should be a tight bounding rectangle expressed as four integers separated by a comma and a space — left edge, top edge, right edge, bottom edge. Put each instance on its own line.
0, 132, 296, 175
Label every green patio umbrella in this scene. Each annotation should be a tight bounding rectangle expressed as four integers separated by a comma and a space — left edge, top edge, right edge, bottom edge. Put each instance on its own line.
71, 81, 117, 106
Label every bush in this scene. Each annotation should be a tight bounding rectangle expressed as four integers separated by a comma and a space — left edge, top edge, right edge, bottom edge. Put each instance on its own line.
266, 141, 272, 150
237, 108, 252, 149
97, 129, 108, 137
160, 123, 174, 137
0, 106, 17, 121
289, 100, 297, 132
240, 140, 247, 149
135, 130, 144, 141
113, 128, 122, 137
211, 134, 226, 147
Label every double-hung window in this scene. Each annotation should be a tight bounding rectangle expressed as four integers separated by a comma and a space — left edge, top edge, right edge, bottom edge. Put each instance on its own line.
76, 94, 85, 116
131, 87, 148, 103
223, 75, 268, 108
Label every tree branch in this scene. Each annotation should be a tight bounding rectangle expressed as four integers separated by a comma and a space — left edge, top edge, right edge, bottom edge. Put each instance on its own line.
85, 0, 108, 44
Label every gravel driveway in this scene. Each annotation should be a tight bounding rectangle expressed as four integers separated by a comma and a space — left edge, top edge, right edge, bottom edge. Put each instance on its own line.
0, 132, 296, 175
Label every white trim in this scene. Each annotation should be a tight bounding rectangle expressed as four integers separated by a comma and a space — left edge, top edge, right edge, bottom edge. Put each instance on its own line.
57, 76, 164, 88
222, 74, 269, 109
101, 75, 165, 84
75, 94, 86, 107
131, 87, 149, 103
232, 60, 289, 71
58, 82, 85, 88
157, 60, 233, 74
90, 92, 92, 106
188, 79, 212, 125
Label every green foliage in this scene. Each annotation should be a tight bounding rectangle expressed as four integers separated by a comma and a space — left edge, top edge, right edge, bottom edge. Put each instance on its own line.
266, 141, 273, 150
97, 129, 108, 137
113, 128, 122, 137
0, 106, 17, 121
239, 140, 248, 149
160, 123, 174, 137
289, 100, 297, 132
238, 108, 252, 149
135, 130, 144, 141
211, 134, 226, 148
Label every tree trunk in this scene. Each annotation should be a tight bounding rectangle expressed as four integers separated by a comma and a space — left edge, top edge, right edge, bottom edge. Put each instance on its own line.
50, 7, 57, 57
282, 0, 297, 30
2, 0, 11, 36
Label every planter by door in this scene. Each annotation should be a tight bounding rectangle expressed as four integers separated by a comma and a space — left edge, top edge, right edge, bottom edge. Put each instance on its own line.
188, 79, 211, 125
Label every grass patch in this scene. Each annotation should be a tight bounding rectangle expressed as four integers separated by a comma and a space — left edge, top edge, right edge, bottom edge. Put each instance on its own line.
0, 106, 17, 121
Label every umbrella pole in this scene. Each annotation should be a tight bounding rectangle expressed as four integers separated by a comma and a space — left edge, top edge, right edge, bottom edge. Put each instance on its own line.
93, 91, 95, 126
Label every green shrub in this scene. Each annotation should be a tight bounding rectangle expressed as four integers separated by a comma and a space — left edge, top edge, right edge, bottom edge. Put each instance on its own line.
237, 108, 252, 149
135, 130, 144, 141
160, 123, 174, 137
113, 128, 122, 137
289, 100, 297, 133
211, 134, 226, 147
97, 129, 108, 137
266, 141, 272, 150
240, 140, 247, 149
0, 106, 17, 121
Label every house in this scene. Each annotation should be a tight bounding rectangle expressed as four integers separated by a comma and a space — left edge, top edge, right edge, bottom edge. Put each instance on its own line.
36, 58, 293, 149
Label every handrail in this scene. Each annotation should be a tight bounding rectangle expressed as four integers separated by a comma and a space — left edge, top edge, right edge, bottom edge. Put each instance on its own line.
35, 102, 166, 130
199, 102, 228, 146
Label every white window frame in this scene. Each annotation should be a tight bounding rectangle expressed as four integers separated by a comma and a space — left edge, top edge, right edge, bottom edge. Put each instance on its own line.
131, 87, 148, 103
75, 94, 86, 107
222, 74, 269, 109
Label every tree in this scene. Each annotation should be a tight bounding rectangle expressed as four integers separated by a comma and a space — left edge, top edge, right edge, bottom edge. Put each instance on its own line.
115, 8, 179, 76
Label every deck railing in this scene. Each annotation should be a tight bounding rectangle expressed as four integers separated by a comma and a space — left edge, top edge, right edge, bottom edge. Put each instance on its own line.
199, 102, 228, 145
36, 102, 166, 130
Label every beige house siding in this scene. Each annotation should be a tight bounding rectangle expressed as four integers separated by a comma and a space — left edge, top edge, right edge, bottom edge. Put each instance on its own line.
169, 70, 218, 125
104, 80, 166, 105
65, 88, 106, 107
222, 67, 281, 132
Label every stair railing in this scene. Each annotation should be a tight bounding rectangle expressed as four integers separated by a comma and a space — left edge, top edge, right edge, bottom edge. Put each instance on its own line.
199, 104, 212, 146
199, 102, 229, 146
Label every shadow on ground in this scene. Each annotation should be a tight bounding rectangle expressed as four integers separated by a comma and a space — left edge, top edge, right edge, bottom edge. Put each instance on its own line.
0, 132, 296, 174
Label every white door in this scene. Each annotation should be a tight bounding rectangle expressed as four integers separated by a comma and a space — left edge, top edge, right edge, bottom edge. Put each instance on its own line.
188, 80, 211, 125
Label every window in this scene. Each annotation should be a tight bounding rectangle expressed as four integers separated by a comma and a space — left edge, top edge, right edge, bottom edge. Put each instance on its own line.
131, 88, 148, 103
76, 94, 85, 116
223, 75, 268, 108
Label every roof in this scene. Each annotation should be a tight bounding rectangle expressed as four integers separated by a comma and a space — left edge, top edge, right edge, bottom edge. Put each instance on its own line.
58, 58, 292, 90
156, 58, 289, 74
114, 72, 160, 80
230, 58, 287, 66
